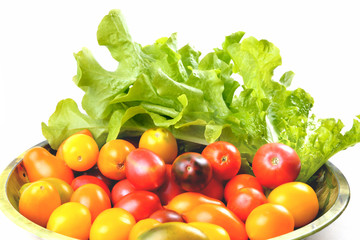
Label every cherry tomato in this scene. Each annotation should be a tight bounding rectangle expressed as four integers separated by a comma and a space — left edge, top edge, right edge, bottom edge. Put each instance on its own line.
156, 164, 184, 205
139, 127, 178, 164
90, 208, 136, 240
165, 192, 224, 215
111, 179, 136, 205
202, 141, 241, 180
19, 180, 61, 227
81, 165, 114, 189
97, 139, 135, 180
70, 183, 111, 222
128, 219, 161, 240
268, 182, 319, 227
196, 178, 224, 201
149, 209, 184, 223
23, 147, 74, 184
71, 175, 111, 198
227, 187, 267, 222
246, 203, 294, 240
125, 148, 166, 191
114, 190, 163, 221
47, 202, 91, 240
252, 143, 301, 189
189, 222, 231, 240
172, 152, 212, 191
183, 203, 248, 240
56, 129, 93, 160
62, 134, 99, 172
224, 174, 263, 202
41, 177, 74, 204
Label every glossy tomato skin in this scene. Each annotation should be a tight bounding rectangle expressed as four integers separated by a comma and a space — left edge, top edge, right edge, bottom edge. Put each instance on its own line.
128, 219, 161, 240
81, 165, 114, 189
156, 164, 184, 205
111, 179, 136, 205
47, 202, 92, 240
23, 147, 74, 185
97, 139, 135, 180
196, 178, 224, 201
139, 127, 178, 164
114, 190, 163, 222
71, 175, 111, 198
252, 143, 301, 189
224, 174, 263, 203
227, 187, 268, 222
125, 148, 166, 191
70, 183, 111, 222
202, 141, 241, 180
19, 180, 61, 227
246, 203, 294, 240
183, 203, 248, 240
172, 152, 212, 191
149, 209, 185, 223
268, 182, 319, 227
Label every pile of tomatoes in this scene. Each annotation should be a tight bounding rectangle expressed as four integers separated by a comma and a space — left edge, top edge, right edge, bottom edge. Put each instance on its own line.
18, 128, 319, 240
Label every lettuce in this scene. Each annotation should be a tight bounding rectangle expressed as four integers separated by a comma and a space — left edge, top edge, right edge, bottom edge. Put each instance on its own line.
42, 9, 360, 182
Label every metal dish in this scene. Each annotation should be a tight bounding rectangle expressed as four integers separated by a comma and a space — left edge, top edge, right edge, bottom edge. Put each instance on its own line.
0, 140, 350, 240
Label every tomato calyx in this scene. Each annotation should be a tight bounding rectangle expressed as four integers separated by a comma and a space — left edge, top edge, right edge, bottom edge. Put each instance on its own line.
271, 157, 280, 166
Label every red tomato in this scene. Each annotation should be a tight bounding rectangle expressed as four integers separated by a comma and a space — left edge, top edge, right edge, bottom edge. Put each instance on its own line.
125, 148, 166, 191
23, 147, 74, 185
149, 209, 184, 223
224, 174, 263, 203
155, 164, 184, 205
111, 179, 136, 205
202, 141, 241, 180
196, 178, 224, 201
71, 175, 111, 198
114, 191, 163, 221
227, 187, 268, 222
252, 143, 301, 189
172, 152, 212, 191
81, 165, 114, 189
70, 184, 111, 222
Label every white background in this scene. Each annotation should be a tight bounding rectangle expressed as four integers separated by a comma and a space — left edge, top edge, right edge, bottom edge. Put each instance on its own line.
1, 0, 360, 239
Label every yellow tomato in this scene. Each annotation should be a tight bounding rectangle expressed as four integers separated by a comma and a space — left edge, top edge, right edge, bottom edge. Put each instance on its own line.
189, 222, 231, 240
47, 202, 91, 240
19, 180, 61, 227
139, 127, 178, 164
128, 218, 161, 240
62, 134, 99, 171
90, 208, 136, 240
268, 182, 319, 227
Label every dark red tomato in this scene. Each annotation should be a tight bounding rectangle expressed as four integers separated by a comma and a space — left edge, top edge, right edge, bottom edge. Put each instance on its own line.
172, 152, 212, 192
196, 178, 224, 201
125, 148, 166, 191
227, 187, 268, 222
71, 175, 111, 198
224, 174, 263, 203
111, 179, 136, 205
114, 191, 163, 221
202, 141, 241, 180
156, 164, 184, 205
149, 209, 184, 223
252, 143, 301, 189
81, 165, 114, 189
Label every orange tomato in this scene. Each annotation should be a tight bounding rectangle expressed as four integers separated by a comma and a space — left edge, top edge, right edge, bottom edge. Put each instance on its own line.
165, 192, 224, 215
245, 203, 294, 240
139, 127, 178, 164
183, 203, 248, 240
97, 139, 135, 180
62, 134, 99, 171
19, 180, 61, 227
268, 182, 319, 227
47, 202, 92, 240
70, 183, 111, 222
90, 208, 136, 240
56, 129, 93, 160
189, 222, 231, 240
128, 218, 161, 240
22, 147, 74, 184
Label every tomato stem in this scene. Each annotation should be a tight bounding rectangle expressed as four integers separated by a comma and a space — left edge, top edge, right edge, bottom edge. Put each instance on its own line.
271, 157, 280, 165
